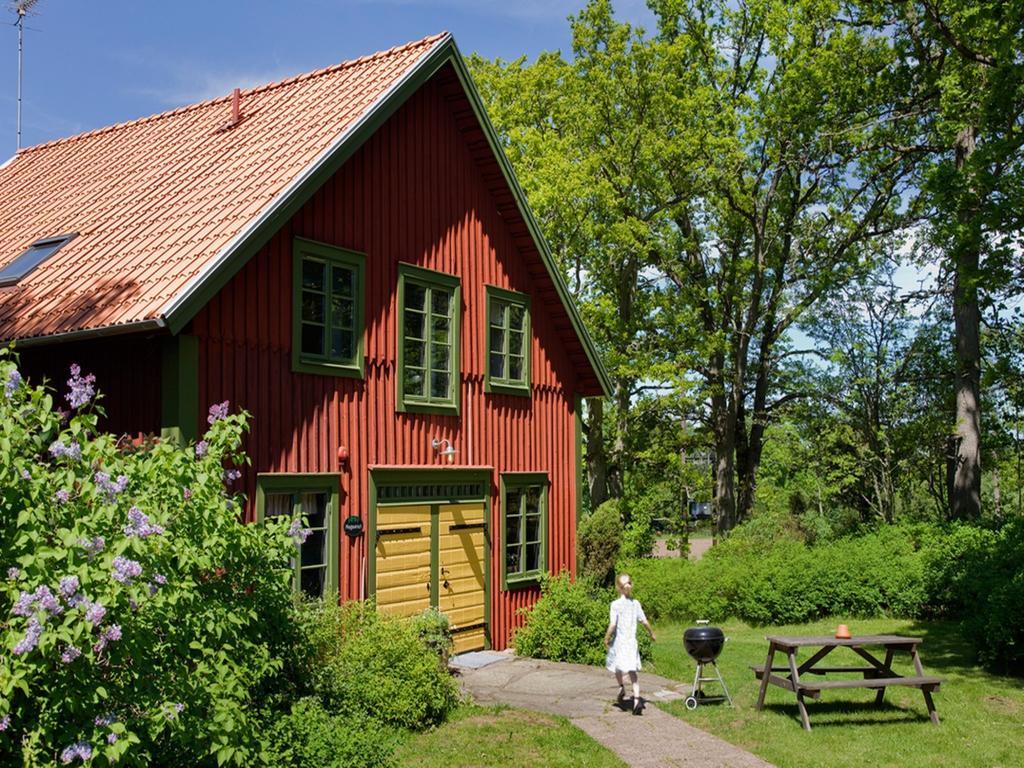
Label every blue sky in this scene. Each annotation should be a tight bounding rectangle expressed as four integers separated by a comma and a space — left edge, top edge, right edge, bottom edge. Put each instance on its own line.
1, 0, 655, 154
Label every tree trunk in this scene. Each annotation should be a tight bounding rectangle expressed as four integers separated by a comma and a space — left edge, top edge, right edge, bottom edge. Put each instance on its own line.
712, 388, 738, 536
608, 378, 630, 503
951, 124, 982, 521
586, 396, 608, 509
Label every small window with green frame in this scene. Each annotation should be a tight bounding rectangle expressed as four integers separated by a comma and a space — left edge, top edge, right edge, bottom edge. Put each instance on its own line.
256, 474, 339, 598
501, 473, 548, 589
485, 285, 531, 396
292, 237, 365, 378
396, 263, 461, 415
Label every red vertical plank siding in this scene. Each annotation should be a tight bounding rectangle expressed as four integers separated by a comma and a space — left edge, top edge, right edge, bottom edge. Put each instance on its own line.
190, 76, 582, 649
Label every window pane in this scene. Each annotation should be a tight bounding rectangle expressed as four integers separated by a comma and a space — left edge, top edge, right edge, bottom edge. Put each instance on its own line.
430, 371, 450, 400
405, 339, 425, 368
489, 352, 504, 379
302, 291, 325, 323
508, 330, 524, 357
331, 329, 353, 360
265, 493, 292, 519
509, 356, 524, 382
302, 260, 325, 290
431, 316, 450, 343
506, 547, 521, 575
489, 327, 505, 355
332, 297, 354, 329
526, 486, 541, 515
490, 301, 506, 328
301, 529, 326, 567
431, 289, 451, 317
404, 310, 425, 340
331, 265, 354, 298
406, 283, 426, 311
301, 324, 324, 356
404, 367, 425, 397
300, 493, 327, 529
506, 516, 521, 545
525, 514, 541, 543
300, 567, 326, 598
525, 542, 541, 572
509, 304, 525, 331
431, 343, 450, 371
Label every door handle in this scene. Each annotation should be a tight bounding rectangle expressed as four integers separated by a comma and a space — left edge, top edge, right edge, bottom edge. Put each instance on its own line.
426, 581, 431, 592
443, 579, 450, 590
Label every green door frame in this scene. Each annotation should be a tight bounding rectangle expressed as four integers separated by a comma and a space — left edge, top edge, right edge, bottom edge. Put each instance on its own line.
368, 467, 492, 649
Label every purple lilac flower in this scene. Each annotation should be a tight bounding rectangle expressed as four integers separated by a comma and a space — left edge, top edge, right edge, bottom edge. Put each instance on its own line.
111, 556, 142, 584
13, 586, 63, 617
207, 400, 230, 424
149, 572, 168, 596
60, 645, 82, 664
183, 487, 193, 500
20, 469, 30, 480
84, 602, 106, 625
288, 518, 312, 545
49, 441, 82, 461
13, 617, 43, 655
4, 368, 22, 398
6, 567, 19, 581
65, 364, 96, 410
94, 472, 129, 502
194, 440, 208, 458
0, 714, 9, 731
60, 741, 93, 764
123, 506, 164, 538
94, 714, 114, 728
107, 733, 118, 745
94, 624, 122, 652
12, 591, 34, 616
59, 575, 80, 600
55, 489, 71, 504
222, 468, 241, 484
78, 536, 105, 557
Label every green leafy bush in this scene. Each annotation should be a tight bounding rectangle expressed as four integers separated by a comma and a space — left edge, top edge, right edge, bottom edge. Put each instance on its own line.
290, 600, 459, 731
411, 606, 454, 667
0, 351, 297, 766
576, 500, 623, 585
512, 573, 652, 667
265, 697, 398, 768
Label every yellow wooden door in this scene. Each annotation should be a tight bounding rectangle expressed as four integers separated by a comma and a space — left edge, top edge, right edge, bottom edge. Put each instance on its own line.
375, 504, 432, 617
438, 503, 486, 653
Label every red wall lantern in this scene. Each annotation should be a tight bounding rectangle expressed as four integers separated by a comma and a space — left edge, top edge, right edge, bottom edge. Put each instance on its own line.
337, 445, 349, 466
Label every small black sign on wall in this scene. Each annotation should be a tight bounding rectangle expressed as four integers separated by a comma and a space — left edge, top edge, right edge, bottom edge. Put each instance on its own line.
343, 515, 364, 537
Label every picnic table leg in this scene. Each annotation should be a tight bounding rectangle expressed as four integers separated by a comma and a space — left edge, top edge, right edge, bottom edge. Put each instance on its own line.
795, 691, 812, 732
873, 648, 895, 706
755, 642, 776, 710
786, 648, 812, 731
911, 648, 940, 725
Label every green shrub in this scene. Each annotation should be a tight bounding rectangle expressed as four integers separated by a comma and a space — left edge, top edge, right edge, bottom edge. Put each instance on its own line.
577, 500, 623, 585
616, 556, 693, 622
512, 573, 652, 667
0, 352, 296, 766
291, 600, 459, 730
411, 606, 454, 667
919, 523, 998, 617
621, 503, 656, 560
266, 697, 398, 768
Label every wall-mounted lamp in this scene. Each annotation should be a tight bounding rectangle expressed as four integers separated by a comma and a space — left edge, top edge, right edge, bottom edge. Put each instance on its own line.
337, 445, 350, 467
431, 437, 457, 464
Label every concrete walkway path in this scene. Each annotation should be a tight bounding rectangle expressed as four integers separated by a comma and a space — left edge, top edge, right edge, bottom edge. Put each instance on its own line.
452, 652, 773, 768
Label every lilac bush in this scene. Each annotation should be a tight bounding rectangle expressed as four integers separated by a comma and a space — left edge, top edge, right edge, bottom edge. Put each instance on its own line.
0, 350, 296, 766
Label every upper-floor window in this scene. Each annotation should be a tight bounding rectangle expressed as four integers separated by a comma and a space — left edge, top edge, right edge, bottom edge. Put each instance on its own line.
397, 263, 461, 415
292, 238, 365, 378
485, 286, 530, 396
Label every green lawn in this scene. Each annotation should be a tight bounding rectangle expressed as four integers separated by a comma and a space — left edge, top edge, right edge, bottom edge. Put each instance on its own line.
648, 617, 1024, 768
393, 705, 626, 768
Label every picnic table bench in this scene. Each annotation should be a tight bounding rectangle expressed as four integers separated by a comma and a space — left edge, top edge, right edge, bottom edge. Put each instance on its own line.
753, 634, 942, 731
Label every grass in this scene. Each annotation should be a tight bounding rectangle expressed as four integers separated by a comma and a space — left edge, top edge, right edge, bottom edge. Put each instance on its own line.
392, 705, 626, 768
647, 617, 1024, 768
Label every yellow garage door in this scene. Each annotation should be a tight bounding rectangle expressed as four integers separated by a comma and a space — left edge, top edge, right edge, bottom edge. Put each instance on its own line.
375, 504, 432, 617
438, 503, 486, 653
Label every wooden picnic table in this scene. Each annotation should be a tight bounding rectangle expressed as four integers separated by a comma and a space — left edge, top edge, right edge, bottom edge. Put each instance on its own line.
753, 634, 942, 731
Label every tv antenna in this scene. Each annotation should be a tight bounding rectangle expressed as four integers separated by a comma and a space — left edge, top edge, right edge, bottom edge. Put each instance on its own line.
11, 0, 40, 150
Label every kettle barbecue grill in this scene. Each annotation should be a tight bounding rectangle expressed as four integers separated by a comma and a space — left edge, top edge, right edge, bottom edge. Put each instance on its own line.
682, 620, 733, 709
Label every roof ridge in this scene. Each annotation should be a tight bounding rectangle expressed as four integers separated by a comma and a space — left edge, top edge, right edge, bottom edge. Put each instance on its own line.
16, 32, 450, 157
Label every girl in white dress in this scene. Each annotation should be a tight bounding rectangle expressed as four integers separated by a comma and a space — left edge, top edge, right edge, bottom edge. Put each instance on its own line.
604, 573, 656, 714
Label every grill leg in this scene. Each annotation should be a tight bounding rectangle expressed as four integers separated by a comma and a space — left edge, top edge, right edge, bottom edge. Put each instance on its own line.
692, 661, 704, 698
712, 661, 733, 706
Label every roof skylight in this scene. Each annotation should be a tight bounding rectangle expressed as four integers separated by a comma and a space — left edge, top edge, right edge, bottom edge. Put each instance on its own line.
0, 233, 76, 286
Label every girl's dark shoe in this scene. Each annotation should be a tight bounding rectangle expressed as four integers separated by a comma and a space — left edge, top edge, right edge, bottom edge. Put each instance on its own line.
632, 697, 643, 715
616, 686, 626, 705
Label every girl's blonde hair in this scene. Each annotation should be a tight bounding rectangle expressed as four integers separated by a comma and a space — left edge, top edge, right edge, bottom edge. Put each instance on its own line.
616, 573, 632, 594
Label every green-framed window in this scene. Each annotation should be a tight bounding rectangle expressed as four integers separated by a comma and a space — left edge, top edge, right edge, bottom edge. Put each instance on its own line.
292, 238, 365, 378
500, 473, 548, 590
255, 474, 340, 598
485, 286, 531, 396
396, 263, 461, 415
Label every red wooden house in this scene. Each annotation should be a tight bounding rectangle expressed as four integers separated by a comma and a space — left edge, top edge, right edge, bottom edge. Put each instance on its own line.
0, 34, 609, 652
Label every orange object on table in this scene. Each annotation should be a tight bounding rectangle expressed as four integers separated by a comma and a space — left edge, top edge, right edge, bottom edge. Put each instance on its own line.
835, 624, 851, 639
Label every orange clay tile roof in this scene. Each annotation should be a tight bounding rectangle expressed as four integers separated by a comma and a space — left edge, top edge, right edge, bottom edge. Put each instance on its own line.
0, 32, 449, 343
